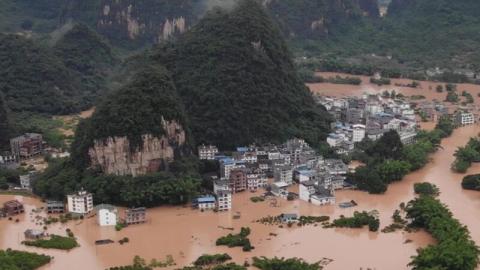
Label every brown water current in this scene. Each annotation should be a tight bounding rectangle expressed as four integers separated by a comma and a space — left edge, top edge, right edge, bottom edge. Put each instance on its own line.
309, 72, 480, 107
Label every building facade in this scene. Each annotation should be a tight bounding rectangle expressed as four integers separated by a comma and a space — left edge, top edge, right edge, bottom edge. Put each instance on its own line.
198, 145, 218, 160
96, 204, 118, 226
67, 190, 93, 215
125, 207, 146, 224
10, 133, 43, 159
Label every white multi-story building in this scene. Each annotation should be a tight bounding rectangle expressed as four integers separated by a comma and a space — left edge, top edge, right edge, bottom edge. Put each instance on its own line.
399, 130, 417, 145
352, 124, 366, 143
67, 190, 93, 215
246, 171, 259, 191
326, 133, 346, 148
274, 165, 293, 185
299, 181, 316, 202
216, 191, 232, 211
455, 112, 475, 126
96, 204, 117, 226
20, 172, 36, 190
196, 196, 216, 210
198, 145, 218, 160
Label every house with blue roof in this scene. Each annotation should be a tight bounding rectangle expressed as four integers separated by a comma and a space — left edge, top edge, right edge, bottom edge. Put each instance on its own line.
195, 195, 216, 210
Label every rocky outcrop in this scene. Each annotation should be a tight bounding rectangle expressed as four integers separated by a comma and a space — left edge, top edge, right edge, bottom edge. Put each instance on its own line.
88, 120, 186, 176
95, 0, 194, 46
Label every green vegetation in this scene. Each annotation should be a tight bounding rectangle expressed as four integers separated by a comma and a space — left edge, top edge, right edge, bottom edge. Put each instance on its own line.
153, 0, 331, 149
216, 227, 254, 251
382, 208, 407, 233
462, 174, 480, 191
414, 182, 440, 196
22, 234, 78, 250
71, 64, 187, 169
353, 117, 454, 193
370, 77, 391, 86
107, 255, 175, 270
252, 256, 324, 270
0, 249, 52, 270
406, 194, 479, 270
297, 216, 329, 226
250, 196, 265, 203
330, 211, 380, 232
53, 24, 117, 98
11, 113, 67, 149
0, 95, 10, 150
0, 33, 83, 114
452, 137, 480, 173
446, 91, 460, 103
194, 254, 232, 266
34, 158, 201, 207
321, 75, 361, 85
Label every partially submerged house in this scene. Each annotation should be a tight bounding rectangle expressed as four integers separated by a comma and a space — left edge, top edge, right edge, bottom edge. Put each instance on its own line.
125, 207, 146, 225
3, 200, 24, 216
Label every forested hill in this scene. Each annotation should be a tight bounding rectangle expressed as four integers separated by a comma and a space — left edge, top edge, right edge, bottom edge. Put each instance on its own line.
0, 24, 117, 115
53, 24, 117, 101
0, 0, 380, 49
380, 0, 480, 68
151, 0, 332, 149
0, 33, 82, 114
266, 0, 379, 39
0, 95, 10, 150
71, 65, 188, 169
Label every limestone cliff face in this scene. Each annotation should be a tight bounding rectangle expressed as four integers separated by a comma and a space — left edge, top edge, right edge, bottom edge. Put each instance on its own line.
88, 120, 186, 176
96, 0, 193, 46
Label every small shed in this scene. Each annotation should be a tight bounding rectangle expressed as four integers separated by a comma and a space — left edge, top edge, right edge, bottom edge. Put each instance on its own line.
24, 229, 46, 239
281, 213, 298, 223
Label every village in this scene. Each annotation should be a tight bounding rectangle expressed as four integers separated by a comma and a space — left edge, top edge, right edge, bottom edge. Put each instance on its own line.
2, 88, 477, 231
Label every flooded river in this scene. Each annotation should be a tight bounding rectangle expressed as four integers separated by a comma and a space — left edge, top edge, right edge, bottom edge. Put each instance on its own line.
2, 125, 480, 270
2, 77, 480, 269
309, 72, 480, 104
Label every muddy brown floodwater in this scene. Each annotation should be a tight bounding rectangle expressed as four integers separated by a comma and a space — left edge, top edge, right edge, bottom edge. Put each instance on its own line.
2, 78, 480, 269
309, 72, 480, 105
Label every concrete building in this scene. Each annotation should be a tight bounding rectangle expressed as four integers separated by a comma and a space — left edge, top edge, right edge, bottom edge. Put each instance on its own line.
125, 207, 146, 224
326, 133, 346, 148
10, 133, 43, 159
46, 200, 65, 214
216, 190, 232, 211
67, 190, 93, 215
229, 168, 247, 193
96, 204, 118, 226
3, 200, 24, 216
299, 181, 316, 202
24, 229, 46, 240
198, 145, 218, 160
310, 186, 335, 206
271, 181, 289, 198
196, 195, 216, 210
352, 124, 366, 143
273, 165, 293, 185
455, 111, 475, 126
19, 172, 36, 190
399, 130, 417, 145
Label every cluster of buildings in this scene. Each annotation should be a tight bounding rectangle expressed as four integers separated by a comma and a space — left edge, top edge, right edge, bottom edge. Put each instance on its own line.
417, 101, 476, 127
318, 94, 418, 154
1, 190, 147, 229
65, 189, 147, 227
197, 139, 349, 209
